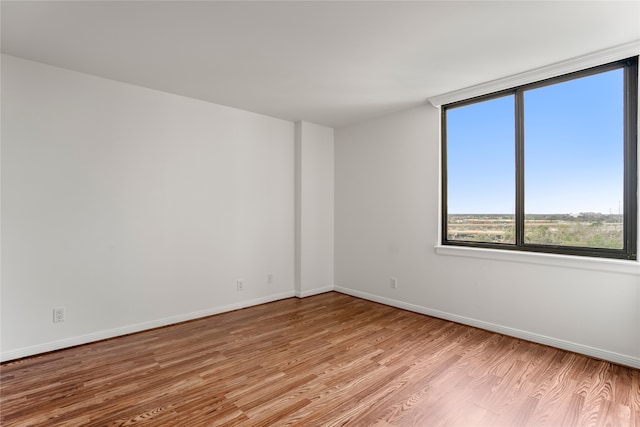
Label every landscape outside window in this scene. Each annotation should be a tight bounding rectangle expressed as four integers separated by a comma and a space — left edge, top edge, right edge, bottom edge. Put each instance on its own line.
443, 58, 637, 259
447, 94, 515, 244
523, 69, 624, 249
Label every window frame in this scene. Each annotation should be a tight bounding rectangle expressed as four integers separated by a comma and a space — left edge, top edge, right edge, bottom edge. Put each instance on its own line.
441, 56, 638, 260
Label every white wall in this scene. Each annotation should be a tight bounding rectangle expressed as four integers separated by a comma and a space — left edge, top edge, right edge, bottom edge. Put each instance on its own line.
1, 55, 296, 360
3, 52, 638, 368
335, 104, 640, 368
295, 121, 334, 297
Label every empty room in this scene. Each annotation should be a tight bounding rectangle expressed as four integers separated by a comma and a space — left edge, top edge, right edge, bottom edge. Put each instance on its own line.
1, 1, 639, 426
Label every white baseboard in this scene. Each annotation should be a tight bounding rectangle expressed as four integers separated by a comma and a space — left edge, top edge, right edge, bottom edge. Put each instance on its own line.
0, 290, 296, 362
295, 285, 335, 298
334, 286, 640, 369
6, 286, 637, 369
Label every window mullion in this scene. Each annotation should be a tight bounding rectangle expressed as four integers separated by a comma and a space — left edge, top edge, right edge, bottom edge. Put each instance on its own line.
515, 90, 525, 246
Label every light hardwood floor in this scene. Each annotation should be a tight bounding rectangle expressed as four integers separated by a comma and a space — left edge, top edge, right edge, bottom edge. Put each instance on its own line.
1, 292, 639, 426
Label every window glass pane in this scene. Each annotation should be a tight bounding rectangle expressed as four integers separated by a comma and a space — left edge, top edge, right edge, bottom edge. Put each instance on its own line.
447, 95, 515, 244
523, 69, 624, 249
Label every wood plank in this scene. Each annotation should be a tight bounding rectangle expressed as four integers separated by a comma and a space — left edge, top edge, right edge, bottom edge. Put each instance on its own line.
1, 292, 638, 426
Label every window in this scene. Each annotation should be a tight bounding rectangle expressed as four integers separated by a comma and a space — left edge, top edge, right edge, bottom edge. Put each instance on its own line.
442, 57, 638, 260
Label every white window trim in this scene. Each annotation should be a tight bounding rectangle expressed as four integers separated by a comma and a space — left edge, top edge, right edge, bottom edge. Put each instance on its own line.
428, 40, 640, 107
435, 245, 640, 276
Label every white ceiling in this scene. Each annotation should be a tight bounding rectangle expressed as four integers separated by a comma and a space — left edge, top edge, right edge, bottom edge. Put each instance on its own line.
2, 1, 639, 128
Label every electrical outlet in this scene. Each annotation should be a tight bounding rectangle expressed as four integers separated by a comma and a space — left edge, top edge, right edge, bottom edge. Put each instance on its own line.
390, 277, 398, 289
236, 279, 244, 291
267, 273, 273, 284
53, 307, 65, 323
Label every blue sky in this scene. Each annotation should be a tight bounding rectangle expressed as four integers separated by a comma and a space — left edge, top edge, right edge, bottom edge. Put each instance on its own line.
446, 68, 624, 215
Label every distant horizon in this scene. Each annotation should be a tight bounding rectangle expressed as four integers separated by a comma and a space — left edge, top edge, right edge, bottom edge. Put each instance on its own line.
448, 212, 622, 216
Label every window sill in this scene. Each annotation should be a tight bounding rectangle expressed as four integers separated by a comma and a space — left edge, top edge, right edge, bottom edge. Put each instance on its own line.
435, 245, 640, 276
